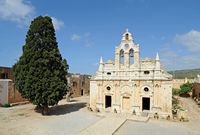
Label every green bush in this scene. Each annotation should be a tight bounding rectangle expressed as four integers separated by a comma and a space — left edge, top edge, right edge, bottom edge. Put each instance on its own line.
179, 82, 192, 95
2, 103, 11, 108
172, 88, 180, 96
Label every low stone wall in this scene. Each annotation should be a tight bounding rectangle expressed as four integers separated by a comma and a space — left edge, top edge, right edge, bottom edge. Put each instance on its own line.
0, 79, 26, 105
8, 81, 26, 103
192, 83, 200, 99
0, 80, 9, 105
172, 79, 193, 89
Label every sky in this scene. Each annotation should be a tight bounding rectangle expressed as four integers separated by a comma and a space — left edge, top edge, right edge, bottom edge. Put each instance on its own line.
0, 0, 200, 75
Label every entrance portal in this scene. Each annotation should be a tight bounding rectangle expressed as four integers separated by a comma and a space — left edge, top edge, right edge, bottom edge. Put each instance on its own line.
81, 89, 83, 96
142, 97, 150, 110
105, 96, 111, 108
122, 97, 131, 112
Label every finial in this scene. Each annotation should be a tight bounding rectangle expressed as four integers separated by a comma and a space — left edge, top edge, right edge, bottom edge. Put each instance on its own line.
126, 28, 129, 32
100, 56, 103, 64
156, 52, 160, 61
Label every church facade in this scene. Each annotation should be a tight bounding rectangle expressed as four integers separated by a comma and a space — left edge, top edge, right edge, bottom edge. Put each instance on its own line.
90, 30, 172, 117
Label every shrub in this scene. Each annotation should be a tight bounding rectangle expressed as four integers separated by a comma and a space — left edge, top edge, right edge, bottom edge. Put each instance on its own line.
179, 82, 192, 95
2, 103, 11, 108
172, 88, 180, 96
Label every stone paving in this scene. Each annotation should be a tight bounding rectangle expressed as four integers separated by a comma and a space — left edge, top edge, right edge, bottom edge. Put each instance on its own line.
77, 116, 126, 135
77, 112, 150, 135
114, 97, 200, 135
0, 96, 199, 135
114, 119, 200, 135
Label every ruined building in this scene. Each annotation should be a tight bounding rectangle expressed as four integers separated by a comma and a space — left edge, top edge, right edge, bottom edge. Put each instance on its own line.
90, 30, 172, 117
0, 67, 26, 105
193, 75, 200, 99
67, 73, 90, 97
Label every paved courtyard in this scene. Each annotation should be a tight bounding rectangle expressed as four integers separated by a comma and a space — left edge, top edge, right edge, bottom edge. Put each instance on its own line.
0, 96, 199, 135
114, 97, 200, 135
114, 119, 200, 135
0, 96, 102, 135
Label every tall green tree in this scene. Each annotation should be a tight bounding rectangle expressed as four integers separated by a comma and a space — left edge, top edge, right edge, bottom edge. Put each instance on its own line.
13, 16, 68, 115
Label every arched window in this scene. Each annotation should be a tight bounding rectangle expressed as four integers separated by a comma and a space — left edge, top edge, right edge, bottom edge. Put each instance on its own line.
125, 33, 129, 40
129, 49, 134, 65
120, 49, 124, 64
73, 81, 77, 87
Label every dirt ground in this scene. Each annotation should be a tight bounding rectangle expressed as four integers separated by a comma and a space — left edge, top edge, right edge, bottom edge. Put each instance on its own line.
0, 96, 199, 135
0, 96, 101, 135
179, 97, 200, 131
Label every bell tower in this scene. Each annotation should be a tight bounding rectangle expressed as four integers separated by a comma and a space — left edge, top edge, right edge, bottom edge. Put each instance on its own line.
115, 29, 140, 69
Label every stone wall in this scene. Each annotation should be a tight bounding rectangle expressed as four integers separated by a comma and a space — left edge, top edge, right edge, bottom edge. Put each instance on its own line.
172, 79, 193, 89
192, 83, 200, 99
67, 74, 90, 97
0, 80, 9, 105
8, 81, 26, 103
0, 67, 14, 80
0, 79, 26, 105
90, 79, 172, 116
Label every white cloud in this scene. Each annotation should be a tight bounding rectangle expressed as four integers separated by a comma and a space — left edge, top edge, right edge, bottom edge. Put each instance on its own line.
51, 17, 64, 30
175, 30, 200, 52
70, 32, 94, 48
71, 34, 81, 41
160, 46, 200, 71
159, 29, 200, 70
0, 0, 34, 25
84, 40, 93, 48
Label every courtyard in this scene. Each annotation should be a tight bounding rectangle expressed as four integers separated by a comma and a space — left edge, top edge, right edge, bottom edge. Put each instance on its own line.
0, 96, 199, 135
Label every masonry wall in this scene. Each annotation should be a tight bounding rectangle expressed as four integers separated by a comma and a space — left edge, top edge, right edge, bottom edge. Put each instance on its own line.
90, 79, 172, 116
172, 79, 193, 89
192, 83, 200, 99
8, 81, 26, 103
0, 67, 14, 80
0, 80, 9, 105
0, 79, 26, 105
68, 74, 90, 97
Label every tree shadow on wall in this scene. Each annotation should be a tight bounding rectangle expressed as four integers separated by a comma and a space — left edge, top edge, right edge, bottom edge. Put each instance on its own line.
48, 102, 87, 116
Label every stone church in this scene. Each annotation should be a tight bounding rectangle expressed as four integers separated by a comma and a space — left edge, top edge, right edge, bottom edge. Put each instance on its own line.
90, 30, 173, 117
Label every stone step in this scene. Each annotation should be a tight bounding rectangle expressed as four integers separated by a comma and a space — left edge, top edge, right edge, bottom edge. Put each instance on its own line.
141, 111, 149, 117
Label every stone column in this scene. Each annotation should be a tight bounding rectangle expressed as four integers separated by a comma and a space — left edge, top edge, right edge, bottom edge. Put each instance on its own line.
124, 52, 129, 68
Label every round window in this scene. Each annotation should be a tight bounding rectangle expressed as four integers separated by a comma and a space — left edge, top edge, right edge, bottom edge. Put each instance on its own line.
125, 44, 129, 49
107, 86, 111, 90
144, 87, 149, 92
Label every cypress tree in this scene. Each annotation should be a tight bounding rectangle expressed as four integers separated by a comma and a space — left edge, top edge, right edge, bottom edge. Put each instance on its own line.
13, 16, 68, 115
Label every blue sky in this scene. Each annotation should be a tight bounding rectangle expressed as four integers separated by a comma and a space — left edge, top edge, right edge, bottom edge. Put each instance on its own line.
0, 0, 200, 74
